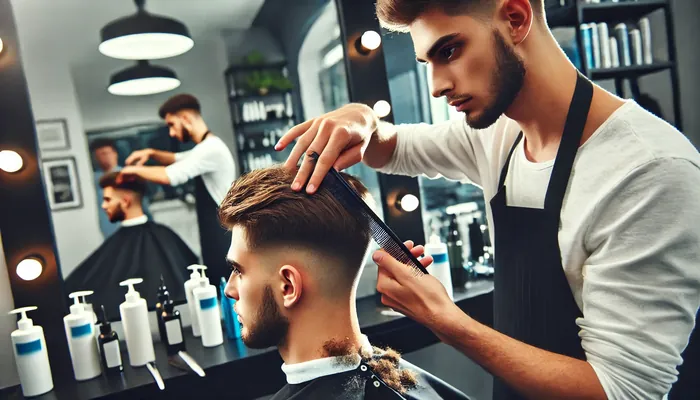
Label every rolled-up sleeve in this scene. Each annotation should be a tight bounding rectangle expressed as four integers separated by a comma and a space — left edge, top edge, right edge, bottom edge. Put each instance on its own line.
376, 118, 483, 186
578, 158, 700, 399
165, 141, 219, 186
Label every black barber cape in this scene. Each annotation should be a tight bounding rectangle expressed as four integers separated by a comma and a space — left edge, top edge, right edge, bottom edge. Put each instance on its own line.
65, 220, 196, 318
270, 359, 470, 400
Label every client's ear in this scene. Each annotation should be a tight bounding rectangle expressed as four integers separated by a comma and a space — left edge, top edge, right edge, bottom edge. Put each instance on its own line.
278, 265, 303, 309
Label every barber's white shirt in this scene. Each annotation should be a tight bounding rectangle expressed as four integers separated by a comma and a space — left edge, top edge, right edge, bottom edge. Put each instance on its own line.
378, 100, 700, 399
165, 135, 236, 205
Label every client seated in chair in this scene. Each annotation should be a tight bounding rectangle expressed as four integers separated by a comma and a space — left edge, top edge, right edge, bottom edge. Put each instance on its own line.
220, 166, 470, 399
65, 172, 196, 318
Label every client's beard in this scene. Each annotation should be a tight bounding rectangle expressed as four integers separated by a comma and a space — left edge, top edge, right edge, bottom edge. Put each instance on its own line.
241, 285, 289, 349
109, 208, 126, 223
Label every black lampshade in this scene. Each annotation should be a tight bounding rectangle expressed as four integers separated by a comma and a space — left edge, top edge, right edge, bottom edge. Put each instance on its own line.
99, 0, 194, 60
108, 60, 181, 96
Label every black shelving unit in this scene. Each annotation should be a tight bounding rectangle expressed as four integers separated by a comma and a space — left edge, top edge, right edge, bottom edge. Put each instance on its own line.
224, 62, 297, 173
547, 0, 682, 130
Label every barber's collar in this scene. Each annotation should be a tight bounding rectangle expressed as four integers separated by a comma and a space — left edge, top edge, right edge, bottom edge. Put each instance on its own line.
281, 335, 373, 384
121, 215, 148, 227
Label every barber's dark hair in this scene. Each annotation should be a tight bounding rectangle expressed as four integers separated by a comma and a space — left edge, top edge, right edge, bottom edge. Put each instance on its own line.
89, 138, 116, 153
376, 0, 545, 32
99, 171, 146, 197
158, 93, 201, 119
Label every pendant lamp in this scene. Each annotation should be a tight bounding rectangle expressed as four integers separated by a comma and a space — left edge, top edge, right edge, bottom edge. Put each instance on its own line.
99, 0, 194, 60
108, 60, 181, 96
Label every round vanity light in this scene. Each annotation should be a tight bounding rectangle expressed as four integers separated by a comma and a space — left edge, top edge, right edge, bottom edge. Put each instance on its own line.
17, 257, 43, 281
360, 30, 382, 51
0, 150, 23, 173
397, 193, 420, 213
373, 100, 391, 118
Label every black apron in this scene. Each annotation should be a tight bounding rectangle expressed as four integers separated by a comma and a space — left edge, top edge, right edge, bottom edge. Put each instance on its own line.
193, 132, 232, 284
489, 74, 591, 400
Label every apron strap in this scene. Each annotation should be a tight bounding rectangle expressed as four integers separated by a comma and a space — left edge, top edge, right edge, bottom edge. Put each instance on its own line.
544, 74, 594, 212
498, 132, 524, 189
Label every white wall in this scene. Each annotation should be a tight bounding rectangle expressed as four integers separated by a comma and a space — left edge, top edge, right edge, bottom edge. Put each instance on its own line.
0, 234, 20, 390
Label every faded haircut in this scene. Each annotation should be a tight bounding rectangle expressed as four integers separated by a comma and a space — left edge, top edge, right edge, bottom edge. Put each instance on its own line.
99, 171, 146, 198
376, 0, 545, 32
218, 166, 374, 284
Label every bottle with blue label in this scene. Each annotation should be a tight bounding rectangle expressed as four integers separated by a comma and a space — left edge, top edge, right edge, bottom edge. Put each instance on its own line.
9, 306, 54, 397
64, 290, 102, 381
425, 232, 454, 301
193, 266, 223, 347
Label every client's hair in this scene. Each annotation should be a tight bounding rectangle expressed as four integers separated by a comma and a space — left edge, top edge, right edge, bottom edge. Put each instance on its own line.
158, 93, 201, 119
99, 171, 146, 198
218, 166, 372, 285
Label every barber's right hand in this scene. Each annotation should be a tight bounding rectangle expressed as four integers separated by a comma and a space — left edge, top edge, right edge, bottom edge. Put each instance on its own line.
125, 149, 152, 166
275, 103, 378, 194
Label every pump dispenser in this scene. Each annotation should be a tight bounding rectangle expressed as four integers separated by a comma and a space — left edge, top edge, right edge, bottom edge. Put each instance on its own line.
193, 267, 223, 347
9, 306, 54, 397
97, 305, 123, 375
119, 278, 155, 366
79, 292, 98, 325
64, 291, 102, 381
425, 231, 454, 300
185, 265, 204, 337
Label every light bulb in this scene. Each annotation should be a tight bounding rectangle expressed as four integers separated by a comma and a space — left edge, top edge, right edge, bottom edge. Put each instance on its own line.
373, 100, 391, 118
360, 31, 382, 51
17, 257, 43, 281
397, 194, 420, 212
0, 150, 23, 173
0, 38, 4, 55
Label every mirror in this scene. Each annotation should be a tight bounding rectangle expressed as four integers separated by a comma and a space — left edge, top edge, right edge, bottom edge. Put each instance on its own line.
10, 0, 377, 319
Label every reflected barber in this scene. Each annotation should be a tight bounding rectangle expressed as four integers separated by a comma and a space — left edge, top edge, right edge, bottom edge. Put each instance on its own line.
277, 0, 700, 399
119, 94, 237, 282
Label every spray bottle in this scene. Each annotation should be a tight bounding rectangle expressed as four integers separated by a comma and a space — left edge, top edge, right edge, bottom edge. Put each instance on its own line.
193, 266, 223, 347
119, 278, 155, 367
425, 230, 454, 300
9, 306, 54, 397
184, 265, 203, 337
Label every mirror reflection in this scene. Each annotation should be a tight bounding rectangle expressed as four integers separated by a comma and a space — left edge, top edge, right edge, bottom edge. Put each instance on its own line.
11, 0, 365, 319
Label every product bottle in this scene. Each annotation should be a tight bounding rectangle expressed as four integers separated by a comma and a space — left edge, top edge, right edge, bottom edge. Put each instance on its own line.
64, 291, 102, 381
97, 305, 123, 375
119, 278, 156, 367
78, 292, 98, 325
155, 275, 168, 342
425, 232, 454, 300
193, 267, 223, 347
9, 306, 54, 397
162, 291, 186, 356
185, 265, 204, 337
447, 215, 467, 287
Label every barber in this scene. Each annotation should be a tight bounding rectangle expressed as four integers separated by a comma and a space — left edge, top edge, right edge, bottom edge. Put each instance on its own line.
120, 93, 236, 282
276, 0, 700, 398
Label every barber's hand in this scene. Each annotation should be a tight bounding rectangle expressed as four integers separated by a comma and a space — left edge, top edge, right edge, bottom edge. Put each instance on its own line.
125, 149, 153, 166
115, 166, 138, 184
275, 103, 378, 194
374, 241, 458, 331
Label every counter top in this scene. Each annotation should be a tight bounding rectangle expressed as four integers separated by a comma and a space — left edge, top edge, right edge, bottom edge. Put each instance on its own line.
3, 280, 494, 400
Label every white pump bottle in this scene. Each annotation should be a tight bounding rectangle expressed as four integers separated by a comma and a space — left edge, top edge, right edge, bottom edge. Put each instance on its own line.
425, 232, 454, 300
193, 266, 223, 347
184, 264, 204, 337
64, 291, 102, 381
119, 278, 156, 366
9, 306, 54, 397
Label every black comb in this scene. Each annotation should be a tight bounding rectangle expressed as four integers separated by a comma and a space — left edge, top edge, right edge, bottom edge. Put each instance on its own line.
308, 153, 428, 276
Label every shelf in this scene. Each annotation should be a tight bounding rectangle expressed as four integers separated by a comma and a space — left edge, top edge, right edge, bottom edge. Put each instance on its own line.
589, 61, 673, 80
546, 0, 667, 28
229, 89, 293, 101
581, 0, 667, 25
233, 116, 295, 128
225, 61, 287, 74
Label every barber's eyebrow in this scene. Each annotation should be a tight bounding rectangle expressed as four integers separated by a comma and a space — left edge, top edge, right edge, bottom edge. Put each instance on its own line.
416, 33, 460, 63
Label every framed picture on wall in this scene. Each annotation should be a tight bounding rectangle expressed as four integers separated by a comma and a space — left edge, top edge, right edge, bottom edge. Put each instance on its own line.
36, 119, 70, 152
41, 157, 82, 211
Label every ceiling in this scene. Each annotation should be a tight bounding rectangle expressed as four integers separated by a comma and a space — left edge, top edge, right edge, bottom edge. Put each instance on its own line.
10, 0, 266, 65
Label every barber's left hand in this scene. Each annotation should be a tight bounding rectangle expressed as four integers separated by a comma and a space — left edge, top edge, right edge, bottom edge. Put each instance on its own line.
374, 241, 458, 331
115, 166, 138, 184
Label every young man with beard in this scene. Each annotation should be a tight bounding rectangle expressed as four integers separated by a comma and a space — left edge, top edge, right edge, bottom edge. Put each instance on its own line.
275, 0, 700, 399
65, 172, 196, 318
119, 94, 237, 283
220, 166, 470, 399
